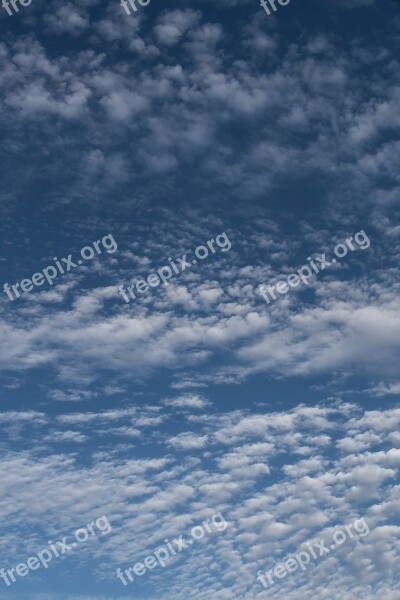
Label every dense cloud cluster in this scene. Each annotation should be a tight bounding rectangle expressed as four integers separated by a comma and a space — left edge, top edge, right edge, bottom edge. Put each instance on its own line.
0, 400, 400, 599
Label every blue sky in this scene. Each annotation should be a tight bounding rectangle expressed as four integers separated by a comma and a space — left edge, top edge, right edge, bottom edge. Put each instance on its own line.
0, 0, 400, 598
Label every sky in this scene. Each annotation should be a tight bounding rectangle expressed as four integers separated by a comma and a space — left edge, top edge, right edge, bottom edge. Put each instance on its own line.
0, 0, 400, 598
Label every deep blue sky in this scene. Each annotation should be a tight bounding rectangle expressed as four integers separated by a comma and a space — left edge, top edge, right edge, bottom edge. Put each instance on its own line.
0, 0, 400, 599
